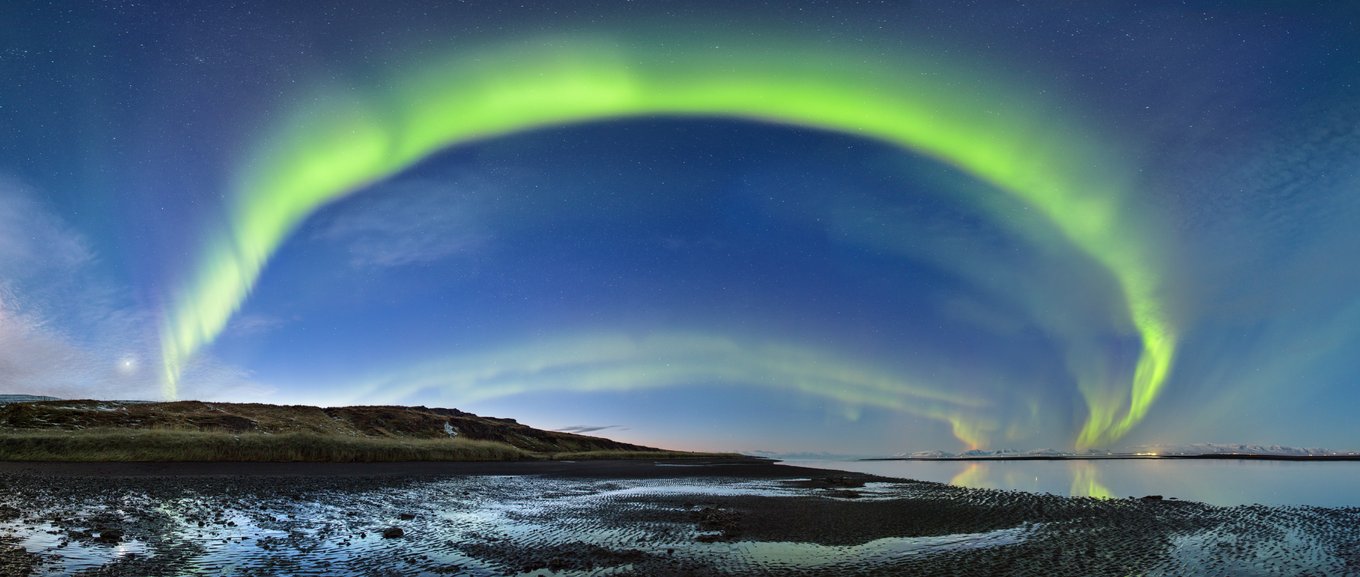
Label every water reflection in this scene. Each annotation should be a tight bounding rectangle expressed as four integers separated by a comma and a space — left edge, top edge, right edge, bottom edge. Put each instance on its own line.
728, 526, 1032, 571
948, 463, 988, 488
14, 521, 150, 576
942, 461, 1113, 499
1067, 461, 1113, 499
790, 458, 1360, 507
1, 477, 1034, 576
3, 471, 1356, 575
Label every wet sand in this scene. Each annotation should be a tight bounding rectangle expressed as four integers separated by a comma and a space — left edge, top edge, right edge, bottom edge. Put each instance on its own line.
1, 459, 1358, 576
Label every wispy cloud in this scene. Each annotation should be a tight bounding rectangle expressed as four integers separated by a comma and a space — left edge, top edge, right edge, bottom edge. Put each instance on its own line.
0, 182, 99, 396
0, 178, 92, 276
0, 294, 84, 393
313, 178, 489, 268
225, 313, 293, 338
0, 178, 269, 401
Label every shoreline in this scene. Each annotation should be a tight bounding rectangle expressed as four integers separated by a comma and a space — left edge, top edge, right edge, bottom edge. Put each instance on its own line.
0, 457, 854, 480
3, 458, 1357, 575
867, 454, 1360, 462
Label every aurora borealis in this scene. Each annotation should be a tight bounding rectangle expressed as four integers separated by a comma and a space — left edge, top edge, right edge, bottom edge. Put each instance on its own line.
159, 31, 1172, 449
3, 1, 1359, 454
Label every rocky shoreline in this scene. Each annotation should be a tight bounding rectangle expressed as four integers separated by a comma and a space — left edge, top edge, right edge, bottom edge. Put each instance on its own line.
1, 459, 1357, 576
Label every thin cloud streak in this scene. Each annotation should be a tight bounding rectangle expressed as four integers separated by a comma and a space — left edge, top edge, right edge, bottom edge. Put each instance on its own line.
312, 178, 489, 269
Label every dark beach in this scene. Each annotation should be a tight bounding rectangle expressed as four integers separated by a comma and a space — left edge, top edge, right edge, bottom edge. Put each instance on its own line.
3, 458, 1358, 576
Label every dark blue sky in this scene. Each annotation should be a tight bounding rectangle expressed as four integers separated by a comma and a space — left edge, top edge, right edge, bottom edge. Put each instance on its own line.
2, 1, 1358, 453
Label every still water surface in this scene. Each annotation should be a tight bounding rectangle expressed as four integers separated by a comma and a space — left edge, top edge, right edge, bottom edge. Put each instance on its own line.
791, 458, 1360, 508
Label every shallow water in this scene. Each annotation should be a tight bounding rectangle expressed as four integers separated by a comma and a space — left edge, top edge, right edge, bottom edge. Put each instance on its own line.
2, 471, 1357, 576
14, 522, 149, 576
0, 476, 1033, 576
791, 458, 1360, 507
717, 526, 1032, 572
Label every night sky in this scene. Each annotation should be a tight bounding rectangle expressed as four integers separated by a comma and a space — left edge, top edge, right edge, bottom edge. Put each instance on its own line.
2, 1, 1358, 454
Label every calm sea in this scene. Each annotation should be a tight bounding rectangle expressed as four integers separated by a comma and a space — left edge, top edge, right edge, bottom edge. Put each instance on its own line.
790, 458, 1360, 508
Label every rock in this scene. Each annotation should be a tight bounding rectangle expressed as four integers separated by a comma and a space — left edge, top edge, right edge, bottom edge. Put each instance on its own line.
692, 506, 741, 541
382, 527, 404, 539
96, 529, 123, 543
790, 476, 868, 489
398, 513, 416, 520
1142, 495, 1164, 501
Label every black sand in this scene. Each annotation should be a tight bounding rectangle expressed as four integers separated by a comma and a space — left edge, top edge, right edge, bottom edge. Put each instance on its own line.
1, 459, 1358, 576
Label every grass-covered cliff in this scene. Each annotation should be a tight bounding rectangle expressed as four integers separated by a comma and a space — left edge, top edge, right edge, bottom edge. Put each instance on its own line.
0, 399, 706, 462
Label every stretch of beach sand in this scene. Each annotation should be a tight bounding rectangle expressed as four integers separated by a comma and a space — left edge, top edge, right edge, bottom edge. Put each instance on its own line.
1, 459, 1357, 576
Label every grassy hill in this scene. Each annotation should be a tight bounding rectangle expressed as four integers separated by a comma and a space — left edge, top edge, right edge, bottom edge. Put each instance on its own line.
0, 399, 706, 462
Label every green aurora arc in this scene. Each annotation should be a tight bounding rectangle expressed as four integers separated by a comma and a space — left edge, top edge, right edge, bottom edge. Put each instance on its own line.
160, 33, 1176, 448
334, 331, 1001, 449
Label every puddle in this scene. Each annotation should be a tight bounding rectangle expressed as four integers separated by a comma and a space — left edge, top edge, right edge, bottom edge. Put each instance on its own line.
683, 525, 1034, 573
1160, 520, 1350, 576
2, 474, 1356, 576
11, 521, 150, 576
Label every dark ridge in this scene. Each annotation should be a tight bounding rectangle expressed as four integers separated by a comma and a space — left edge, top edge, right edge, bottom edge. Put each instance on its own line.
0, 399, 726, 461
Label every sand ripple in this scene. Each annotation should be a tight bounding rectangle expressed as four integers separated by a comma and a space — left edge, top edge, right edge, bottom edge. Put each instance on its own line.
0, 470, 1356, 575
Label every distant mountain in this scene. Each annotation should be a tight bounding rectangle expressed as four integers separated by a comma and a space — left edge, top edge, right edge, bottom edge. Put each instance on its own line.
1132, 443, 1356, 457
906, 450, 954, 459
897, 448, 1083, 459
0, 395, 60, 405
883, 443, 1358, 460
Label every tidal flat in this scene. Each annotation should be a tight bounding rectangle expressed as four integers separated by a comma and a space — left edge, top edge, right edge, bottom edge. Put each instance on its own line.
1, 460, 1357, 576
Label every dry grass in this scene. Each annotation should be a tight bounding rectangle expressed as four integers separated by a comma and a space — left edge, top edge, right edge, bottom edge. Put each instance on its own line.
0, 428, 532, 462
0, 399, 679, 462
0, 400, 744, 462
